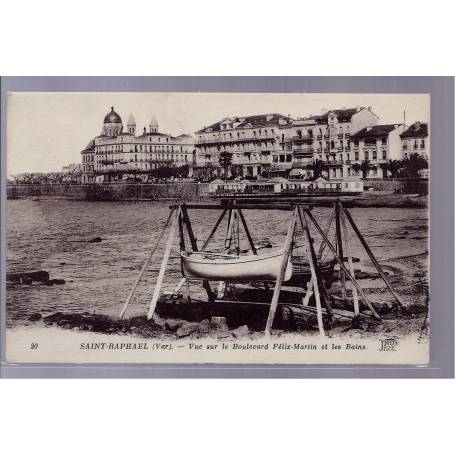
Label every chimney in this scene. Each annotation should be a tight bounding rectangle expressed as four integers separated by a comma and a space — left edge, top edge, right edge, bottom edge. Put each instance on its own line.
366, 126, 372, 132
367, 106, 372, 111
394, 124, 398, 128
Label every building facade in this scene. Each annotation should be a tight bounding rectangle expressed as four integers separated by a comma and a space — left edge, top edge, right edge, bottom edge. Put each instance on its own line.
350, 124, 407, 178
278, 107, 379, 179
193, 107, 381, 180
81, 107, 194, 183
400, 122, 429, 160
193, 114, 292, 179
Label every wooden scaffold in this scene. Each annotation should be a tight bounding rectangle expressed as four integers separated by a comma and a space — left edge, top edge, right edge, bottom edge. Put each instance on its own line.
120, 200, 404, 336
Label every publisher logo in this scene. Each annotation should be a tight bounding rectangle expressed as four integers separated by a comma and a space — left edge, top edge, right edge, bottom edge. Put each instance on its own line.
379, 338, 398, 352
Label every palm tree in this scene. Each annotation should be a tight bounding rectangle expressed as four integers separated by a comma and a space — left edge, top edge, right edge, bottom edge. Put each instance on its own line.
352, 159, 374, 179
401, 153, 428, 179
384, 159, 403, 178
218, 151, 233, 179
308, 159, 326, 179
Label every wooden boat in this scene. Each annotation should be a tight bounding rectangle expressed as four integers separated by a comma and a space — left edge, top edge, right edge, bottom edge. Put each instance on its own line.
181, 250, 292, 282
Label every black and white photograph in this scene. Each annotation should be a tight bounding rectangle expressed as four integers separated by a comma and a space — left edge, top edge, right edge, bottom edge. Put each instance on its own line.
4, 90, 430, 364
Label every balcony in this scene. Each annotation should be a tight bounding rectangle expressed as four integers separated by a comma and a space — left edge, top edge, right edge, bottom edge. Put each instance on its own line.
292, 135, 314, 143
323, 134, 330, 139
316, 135, 322, 140
196, 136, 275, 145
338, 134, 344, 139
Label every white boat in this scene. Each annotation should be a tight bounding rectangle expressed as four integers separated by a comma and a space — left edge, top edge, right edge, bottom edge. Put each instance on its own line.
181, 250, 292, 281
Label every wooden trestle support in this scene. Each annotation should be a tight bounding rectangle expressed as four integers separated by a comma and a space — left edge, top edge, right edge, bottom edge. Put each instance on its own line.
120, 201, 404, 336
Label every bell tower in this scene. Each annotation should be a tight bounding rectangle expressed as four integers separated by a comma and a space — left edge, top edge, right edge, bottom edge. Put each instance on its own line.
149, 115, 158, 134
127, 113, 136, 135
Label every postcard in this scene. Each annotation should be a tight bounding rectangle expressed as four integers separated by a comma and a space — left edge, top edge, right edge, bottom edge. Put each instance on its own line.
5, 91, 429, 364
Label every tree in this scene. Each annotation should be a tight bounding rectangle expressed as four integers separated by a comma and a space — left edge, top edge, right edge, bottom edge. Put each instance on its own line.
401, 153, 428, 179
218, 151, 233, 179
230, 164, 243, 180
308, 159, 326, 178
384, 159, 403, 178
353, 159, 375, 179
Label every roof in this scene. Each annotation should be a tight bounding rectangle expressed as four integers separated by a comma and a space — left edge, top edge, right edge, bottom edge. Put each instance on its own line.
351, 124, 402, 139
127, 113, 136, 126
104, 107, 122, 124
400, 122, 428, 139
289, 168, 306, 176
268, 177, 289, 183
149, 115, 158, 127
297, 107, 378, 125
209, 178, 226, 184
308, 176, 329, 182
82, 139, 95, 151
195, 113, 292, 134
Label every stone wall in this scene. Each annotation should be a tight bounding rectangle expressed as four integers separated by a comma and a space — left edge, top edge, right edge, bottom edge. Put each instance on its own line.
364, 178, 428, 194
7, 183, 210, 201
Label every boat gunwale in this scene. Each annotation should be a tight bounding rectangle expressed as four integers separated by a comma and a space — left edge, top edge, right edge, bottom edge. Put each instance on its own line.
181, 250, 288, 265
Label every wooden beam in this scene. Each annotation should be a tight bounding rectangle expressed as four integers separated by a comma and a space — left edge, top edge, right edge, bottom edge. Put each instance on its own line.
305, 209, 382, 320
238, 209, 257, 255
317, 205, 335, 260
335, 201, 347, 299
343, 207, 404, 309
303, 205, 334, 306
340, 210, 360, 315
180, 203, 215, 302
265, 207, 298, 336
119, 207, 176, 319
299, 208, 325, 336
173, 203, 311, 211
201, 208, 228, 251
147, 208, 180, 320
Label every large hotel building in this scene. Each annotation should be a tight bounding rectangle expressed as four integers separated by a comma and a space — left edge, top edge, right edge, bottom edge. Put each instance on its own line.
81, 107, 194, 183
81, 106, 428, 182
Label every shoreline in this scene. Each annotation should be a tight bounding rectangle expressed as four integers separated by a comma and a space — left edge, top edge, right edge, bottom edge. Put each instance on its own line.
7, 192, 428, 208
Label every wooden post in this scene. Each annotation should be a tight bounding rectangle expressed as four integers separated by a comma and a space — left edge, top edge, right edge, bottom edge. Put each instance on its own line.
218, 209, 237, 298
224, 209, 235, 252
147, 208, 179, 320
264, 207, 298, 336
317, 205, 335, 260
305, 209, 382, 320
300, 208, 325, 336
343, 207, 404, 309
340, 210, 359, 315
201, 208, 228, 251
119, 207, 175, 319
303, 205, 335, 304
335, 201, 347, 299
180, 204, 215, 302
238, 209, 257, 255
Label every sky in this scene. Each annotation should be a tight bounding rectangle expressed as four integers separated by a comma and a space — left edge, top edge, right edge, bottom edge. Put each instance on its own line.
7, 92, 430, 176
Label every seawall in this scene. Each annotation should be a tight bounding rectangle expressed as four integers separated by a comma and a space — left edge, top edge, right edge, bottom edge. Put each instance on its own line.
6, 183, 210, 201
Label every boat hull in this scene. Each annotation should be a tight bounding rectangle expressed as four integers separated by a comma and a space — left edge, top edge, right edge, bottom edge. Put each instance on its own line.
181, 250, 292, 282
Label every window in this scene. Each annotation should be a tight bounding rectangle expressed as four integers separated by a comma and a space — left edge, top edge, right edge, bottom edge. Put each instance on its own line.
421, 139, 425, 148
381, 137, 387, 145
373, 151, 377, 160
382, 150, 387, 160
365, 151, 369, 160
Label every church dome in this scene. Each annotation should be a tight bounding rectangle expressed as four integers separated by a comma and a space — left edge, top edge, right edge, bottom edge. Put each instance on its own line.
104, 106, 122, 124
